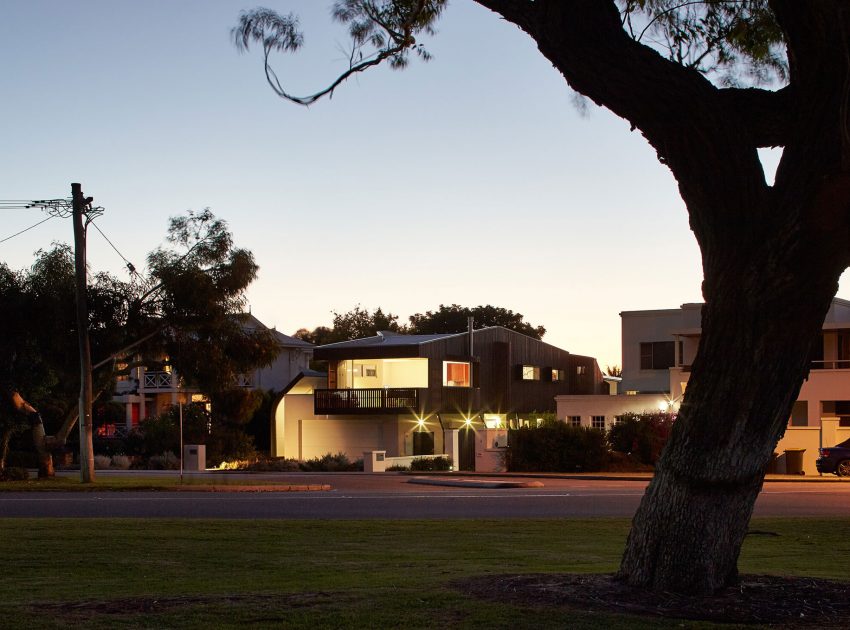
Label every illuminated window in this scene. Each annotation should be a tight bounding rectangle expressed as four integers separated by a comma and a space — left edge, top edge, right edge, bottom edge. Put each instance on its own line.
483, 414, 504, 429
115, 361, 130, 382
552, 369, 565, 381
568, 415, 581, 427
576, 365, 587, 376
591, 415, 605, 430
443, 361, 470, 387
522, 365, 540, 380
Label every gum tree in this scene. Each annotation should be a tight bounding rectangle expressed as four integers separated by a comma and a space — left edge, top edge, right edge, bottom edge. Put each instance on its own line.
234, 1, 850, 594
1, 210, 277, 478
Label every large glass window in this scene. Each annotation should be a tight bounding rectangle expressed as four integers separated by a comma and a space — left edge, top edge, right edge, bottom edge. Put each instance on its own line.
337, 358, 427, 388
443, 361, 470, 387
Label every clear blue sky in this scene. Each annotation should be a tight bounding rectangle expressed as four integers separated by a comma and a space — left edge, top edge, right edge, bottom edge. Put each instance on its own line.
2, 1, 825, 369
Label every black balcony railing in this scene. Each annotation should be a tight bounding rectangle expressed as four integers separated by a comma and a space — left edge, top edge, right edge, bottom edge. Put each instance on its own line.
314, 388, 421, 415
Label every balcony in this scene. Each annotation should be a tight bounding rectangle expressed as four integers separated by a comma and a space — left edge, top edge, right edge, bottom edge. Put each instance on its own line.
314, 388, 421, 415
142, 371, 175, 390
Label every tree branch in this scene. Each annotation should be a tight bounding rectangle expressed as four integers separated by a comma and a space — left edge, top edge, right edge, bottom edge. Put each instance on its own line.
475, 0, 771, 251
92, 327, 165, 371
472, 0, 535, 29
718, 85, 792, 148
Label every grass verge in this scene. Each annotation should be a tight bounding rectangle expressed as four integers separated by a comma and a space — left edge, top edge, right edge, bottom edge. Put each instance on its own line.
0, 476, 309, 492
0, 518, 847, 629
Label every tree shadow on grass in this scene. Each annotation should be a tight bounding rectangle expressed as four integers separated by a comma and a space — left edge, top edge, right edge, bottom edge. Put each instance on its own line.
457, 573, 850, 628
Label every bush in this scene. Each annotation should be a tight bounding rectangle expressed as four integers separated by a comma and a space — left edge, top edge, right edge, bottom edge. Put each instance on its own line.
608, 411, 675, 465
94, 454, 112, 470
386, 464, 410, 472
506, 421, 609, 472
148, 451, 179, 470
300, 452, 362, 472
409, 456, 452, 471
111, 454, 131, 470
0, 466, 30, 481
241, 456, 301, 472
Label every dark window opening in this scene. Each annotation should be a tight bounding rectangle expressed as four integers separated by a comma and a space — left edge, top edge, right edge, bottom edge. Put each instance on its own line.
640, 341, 675, 370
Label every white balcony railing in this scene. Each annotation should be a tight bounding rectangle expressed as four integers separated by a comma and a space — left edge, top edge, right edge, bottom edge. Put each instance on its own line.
143, 371, 173, 390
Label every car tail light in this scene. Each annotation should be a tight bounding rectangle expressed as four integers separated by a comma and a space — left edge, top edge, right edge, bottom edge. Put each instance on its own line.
821, 449, 830, 457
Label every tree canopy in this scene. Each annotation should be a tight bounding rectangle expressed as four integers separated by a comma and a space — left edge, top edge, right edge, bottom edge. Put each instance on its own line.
0, 209, 278, 475
295, 303, 545, 344
408, 304, 545, 339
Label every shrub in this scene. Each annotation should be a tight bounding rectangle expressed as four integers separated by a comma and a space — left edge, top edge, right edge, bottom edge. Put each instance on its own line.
506, 421, 609, 472
409, 456, 452, 471
246, 457, 301, 472
110, 454, 131, 470
608, 411, 675, 465
385, 464, 410, 472
93, 454, 112, 470
148, 451, 179, 470
0, 466, 30, 481
6, 450, 38, 469
300, 452, 362, 472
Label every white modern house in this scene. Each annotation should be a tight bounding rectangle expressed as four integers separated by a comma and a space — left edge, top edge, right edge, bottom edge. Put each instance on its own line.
556, 299, 850, 473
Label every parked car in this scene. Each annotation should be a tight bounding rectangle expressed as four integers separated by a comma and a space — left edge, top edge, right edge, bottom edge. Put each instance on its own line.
816, 438, 850, 476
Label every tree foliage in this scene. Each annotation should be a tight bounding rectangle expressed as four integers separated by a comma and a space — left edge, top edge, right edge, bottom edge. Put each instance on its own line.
0, 210, 276, 472
295, 303, 545, 344
233, 0, 448, 105
620, 0, 787, 85
295, 305, 402, 344
407, 304, 545, 339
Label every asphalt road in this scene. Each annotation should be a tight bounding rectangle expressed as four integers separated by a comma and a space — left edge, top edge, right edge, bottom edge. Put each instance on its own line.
1, 475, 849, 519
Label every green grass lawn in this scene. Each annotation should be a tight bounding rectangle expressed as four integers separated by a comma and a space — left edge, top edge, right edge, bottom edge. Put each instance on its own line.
0, 518, 847, 629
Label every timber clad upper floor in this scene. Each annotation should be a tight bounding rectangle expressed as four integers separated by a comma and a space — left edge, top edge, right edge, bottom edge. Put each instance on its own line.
311, 327, 605, 416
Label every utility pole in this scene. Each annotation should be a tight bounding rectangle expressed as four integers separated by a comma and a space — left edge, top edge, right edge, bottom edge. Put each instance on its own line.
72, 182, 95, 482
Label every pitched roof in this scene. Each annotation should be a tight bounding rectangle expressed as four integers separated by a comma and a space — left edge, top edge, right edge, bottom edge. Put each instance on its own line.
315, 330, 465, 350
237, 312, 314, 348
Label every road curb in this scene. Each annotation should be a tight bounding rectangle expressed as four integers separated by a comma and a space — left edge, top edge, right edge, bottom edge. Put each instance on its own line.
170, 484, 332, 492
407, 477, 544, 489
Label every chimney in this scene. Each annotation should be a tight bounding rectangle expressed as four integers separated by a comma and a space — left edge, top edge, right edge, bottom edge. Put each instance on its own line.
467, 316, 474, 356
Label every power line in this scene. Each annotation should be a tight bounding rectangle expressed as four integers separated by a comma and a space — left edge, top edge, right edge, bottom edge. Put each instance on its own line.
89, 219, 138, 275
0, 198, 74, 217
0, 215, 55, 244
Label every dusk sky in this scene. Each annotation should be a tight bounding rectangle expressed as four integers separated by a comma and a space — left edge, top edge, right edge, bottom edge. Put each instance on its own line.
1, 0, 819, 369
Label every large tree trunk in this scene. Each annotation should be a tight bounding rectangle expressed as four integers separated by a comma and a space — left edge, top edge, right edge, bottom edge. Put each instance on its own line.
618, 261, 840, 592
473, 0, 850, 596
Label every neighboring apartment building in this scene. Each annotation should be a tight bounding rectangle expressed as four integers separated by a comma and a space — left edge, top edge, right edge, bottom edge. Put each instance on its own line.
110, 313, 313, 432
272, 326, 604, 469
556, 299, 850, 472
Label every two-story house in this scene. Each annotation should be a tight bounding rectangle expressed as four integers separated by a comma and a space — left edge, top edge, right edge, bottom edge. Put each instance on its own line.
110, 313, 313, 432
556, 299, 850, 472
272, 325, 604, 469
